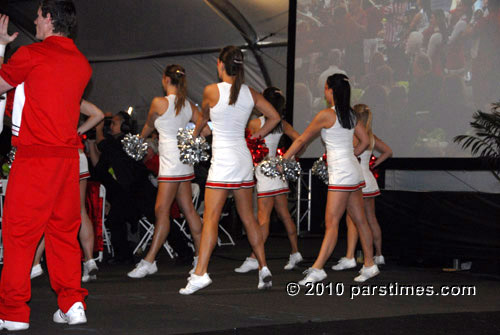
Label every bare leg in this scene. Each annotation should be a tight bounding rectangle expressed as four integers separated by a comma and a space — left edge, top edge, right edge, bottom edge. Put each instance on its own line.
233, 188, 267, 269
364, 198, 382, 256
194, 188, 228, 275
143, 182, 179, 263
79, 179, 95, 261
175, 181, 203, 254
274, 194, 299, 254
346, 190, 375, 267
32, 237, 45, 267
311, 191, 350, 269
345, 214, 359, 259
249, 196, 274, 259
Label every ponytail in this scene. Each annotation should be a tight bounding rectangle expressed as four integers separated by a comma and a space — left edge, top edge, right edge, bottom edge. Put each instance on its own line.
219, 46, 245, 105
262, 86, 285, 134
164, 64, 187, 115
353, 104, 374, 148
326, 73, 355, 129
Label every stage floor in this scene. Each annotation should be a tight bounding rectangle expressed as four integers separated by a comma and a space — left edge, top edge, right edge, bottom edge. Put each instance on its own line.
15, 236, 500, 334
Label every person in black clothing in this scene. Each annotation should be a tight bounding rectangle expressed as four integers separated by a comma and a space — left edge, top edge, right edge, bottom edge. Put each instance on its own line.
88, 112, 156, 263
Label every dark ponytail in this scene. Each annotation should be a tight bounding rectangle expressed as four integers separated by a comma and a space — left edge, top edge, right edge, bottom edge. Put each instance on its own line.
219, 46, 245, 105
326, 74, 355, 129
262, 86, 285, 134
164, 64, 187, 115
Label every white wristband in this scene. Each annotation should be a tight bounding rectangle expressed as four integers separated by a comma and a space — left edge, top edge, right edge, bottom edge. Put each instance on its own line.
0, 44, 6, 57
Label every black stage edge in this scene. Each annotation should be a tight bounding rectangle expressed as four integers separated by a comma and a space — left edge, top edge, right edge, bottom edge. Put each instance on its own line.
194, 311, 500, 335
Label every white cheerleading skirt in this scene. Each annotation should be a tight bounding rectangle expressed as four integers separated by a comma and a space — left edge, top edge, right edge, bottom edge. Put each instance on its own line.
255, 165, 289, 198
158, 140, 195, 182
327, 152, 365, 192
361, 166, 380, 197
79, 151, 90, 180
206, 139, 255, 189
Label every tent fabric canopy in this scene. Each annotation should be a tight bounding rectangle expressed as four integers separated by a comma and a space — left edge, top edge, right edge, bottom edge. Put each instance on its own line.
1, 0, 289, 123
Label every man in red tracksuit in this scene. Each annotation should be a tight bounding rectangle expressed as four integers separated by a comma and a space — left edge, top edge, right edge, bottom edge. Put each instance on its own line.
0, 1, 91, 331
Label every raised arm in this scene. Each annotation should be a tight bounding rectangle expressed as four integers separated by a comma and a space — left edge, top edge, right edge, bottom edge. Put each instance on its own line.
141, 97, 168, 138
193, 84, 218, 138
372, 134, 393, 168
78, 100, 104, 135
353, 121, 369, 157
283, 109, 333, 159
0, 14, 18, 94
250, 87, 280, 139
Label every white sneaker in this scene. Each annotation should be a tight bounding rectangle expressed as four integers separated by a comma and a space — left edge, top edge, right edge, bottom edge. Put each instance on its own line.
30, 264, 44, 279
331, 257, 357, 271
179, 273, 212, 295
354, 264, 380, 282
258, 266, 272, 290
53, 302, 87, 325
284, 252, 303, 270
234, 257, 259, 273
0, 319, 29, 331
298, 268, 327, 286
127, 259, 158, 278
82, 259, 99, 283
374, 255, 385, 265
189, 256, 199, 275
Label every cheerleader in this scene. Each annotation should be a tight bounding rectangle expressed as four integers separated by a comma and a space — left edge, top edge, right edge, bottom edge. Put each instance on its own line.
235, 87, 303, 273
31, 100, 104, 282
127, 64, 205, 278
332, 104, 392, 270
180, 46, 281, 294
283, 74, 380, 284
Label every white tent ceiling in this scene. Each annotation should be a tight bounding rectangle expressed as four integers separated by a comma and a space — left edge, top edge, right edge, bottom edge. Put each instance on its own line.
2, 0, 289, 123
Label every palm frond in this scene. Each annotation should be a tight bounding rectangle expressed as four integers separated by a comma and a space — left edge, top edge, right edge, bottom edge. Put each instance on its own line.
454, 101, 500, 180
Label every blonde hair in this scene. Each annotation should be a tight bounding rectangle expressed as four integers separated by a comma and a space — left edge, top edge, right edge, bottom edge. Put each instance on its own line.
353, 104, 374, 149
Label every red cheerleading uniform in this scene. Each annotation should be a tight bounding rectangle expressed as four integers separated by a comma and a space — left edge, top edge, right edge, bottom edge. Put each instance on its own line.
0, 36, 91, 323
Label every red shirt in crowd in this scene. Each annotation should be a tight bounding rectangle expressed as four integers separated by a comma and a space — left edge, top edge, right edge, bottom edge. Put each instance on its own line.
0, 36, 91, 151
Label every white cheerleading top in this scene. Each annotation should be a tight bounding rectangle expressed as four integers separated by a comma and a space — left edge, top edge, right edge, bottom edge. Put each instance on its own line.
320, 106, 365, 191
155, 95, 192, 146
358, 137, 380, 197
259, 116, 282, 157
255, 116, 289, 197
206, 82, 255, 189
210, 82, 254, 143
154, 94, 195, 181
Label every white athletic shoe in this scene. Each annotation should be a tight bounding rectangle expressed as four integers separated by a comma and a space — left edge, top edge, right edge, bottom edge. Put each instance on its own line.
331, 257, 357, 271
82, 259, 98, 283
179, 273, 212, 295
354, 264, 380, 282
374, 255, 385, 265
127, 259, 158, 279
53, 302, 87, 325
298, 268, 327, 286
284, 252, 303, 270
258, 266, 272, 290
234, 257, 259, 273
0, 319, 29, 331
30, 264, 44, 279
189, 256, 199, 275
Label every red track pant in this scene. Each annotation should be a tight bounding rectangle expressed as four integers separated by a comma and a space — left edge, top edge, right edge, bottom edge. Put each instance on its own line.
0, 148, 88, 322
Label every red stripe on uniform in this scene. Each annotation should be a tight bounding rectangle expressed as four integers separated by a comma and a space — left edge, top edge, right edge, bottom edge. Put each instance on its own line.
328, 181, 366, 191
158, 174, 195, 182
79, 172, 90, 180
206, 181, 255, 189
363, 190, 381, 197
257, 188, 290, 197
